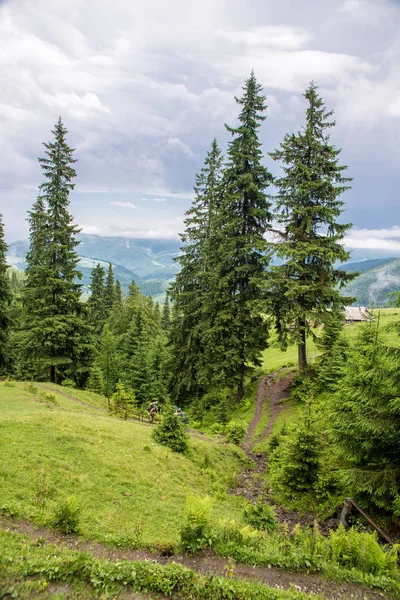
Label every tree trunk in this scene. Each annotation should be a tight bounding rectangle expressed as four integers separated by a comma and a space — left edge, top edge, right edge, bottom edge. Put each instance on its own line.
237, 379, 245, 402
50, 365, 56, 383
297, 317, 307, 371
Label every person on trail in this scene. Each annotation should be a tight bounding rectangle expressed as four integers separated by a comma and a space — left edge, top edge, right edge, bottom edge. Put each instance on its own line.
148, 401, 159, 424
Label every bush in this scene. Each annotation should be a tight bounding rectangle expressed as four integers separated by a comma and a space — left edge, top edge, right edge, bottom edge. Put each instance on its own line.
225, 421, 246, 445
243, 502, 278, 533
41, 391, 57, 404
52, 496, 80, 534
153, 404, 189, 453
180, 493, 214, 553
26, 382, 38, 394
61, 378, 76, 389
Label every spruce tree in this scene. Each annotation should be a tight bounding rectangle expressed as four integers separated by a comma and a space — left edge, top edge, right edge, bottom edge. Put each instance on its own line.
88, 263, 106, 334
0, 214, 12, 372
161, 294, 171, 331
87, 365, 104, 395
328, 325, 400, 511
269, 83, 355, 371
104, 263, 115, 314
169, 139, 224, 400
98, 323, 119, 400
23, 119, 92, 383
205, 72, 273, 399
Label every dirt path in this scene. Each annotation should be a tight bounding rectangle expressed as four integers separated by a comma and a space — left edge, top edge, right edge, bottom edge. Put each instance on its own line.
35, 384, 107, 412
243, 371, 295, 449
0, 516, 390, 600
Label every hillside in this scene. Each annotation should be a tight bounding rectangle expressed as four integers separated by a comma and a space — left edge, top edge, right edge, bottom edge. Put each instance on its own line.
342, 257, 400, 307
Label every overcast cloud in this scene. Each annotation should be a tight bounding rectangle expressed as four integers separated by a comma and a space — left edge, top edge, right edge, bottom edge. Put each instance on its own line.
0, 0, 399, 253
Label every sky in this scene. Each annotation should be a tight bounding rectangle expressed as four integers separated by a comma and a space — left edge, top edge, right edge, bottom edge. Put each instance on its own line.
0, 0, 400, 253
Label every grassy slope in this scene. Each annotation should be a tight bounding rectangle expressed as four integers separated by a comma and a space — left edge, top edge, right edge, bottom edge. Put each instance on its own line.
0, 382, 248, 547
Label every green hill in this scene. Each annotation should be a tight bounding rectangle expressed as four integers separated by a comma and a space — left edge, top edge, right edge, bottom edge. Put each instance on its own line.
341, 258, 400, 307
0, 381, 247, 547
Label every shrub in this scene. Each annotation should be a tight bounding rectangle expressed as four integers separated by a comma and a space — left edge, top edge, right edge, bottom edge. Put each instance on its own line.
41, 391, 57, 404
153, 404, 189, 453
243, 502, 278, 533
225, 421, 246, 445
180, 493, 214, 553
61, 378, 76, 389
4, 379, 15, 387
26, 382, 38, 394
52, 496, 80, 534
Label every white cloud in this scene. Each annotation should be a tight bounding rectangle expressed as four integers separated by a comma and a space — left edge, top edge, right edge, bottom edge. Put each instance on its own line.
110, 201, 138, 209
217, 25, 312, 51
166, 137, 197, 159
154, 198, 167, 202
343, 227, 400, 251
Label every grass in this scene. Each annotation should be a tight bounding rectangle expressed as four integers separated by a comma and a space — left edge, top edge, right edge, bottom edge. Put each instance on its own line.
0, 381, 249, 547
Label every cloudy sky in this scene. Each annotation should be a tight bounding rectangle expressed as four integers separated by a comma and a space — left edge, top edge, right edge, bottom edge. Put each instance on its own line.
1, 0, 400, 253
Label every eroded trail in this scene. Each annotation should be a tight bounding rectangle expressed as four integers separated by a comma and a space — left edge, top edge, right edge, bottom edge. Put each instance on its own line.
243, 371, 296, 449
0, 516, 389, 600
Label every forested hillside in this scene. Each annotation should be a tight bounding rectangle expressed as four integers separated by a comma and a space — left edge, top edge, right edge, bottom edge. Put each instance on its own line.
1, 76, 400, 600
342, 257, 400, 306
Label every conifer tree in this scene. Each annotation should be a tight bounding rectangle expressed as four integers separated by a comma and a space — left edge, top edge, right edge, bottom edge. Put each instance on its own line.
114, 279, 123, 306
0, 214, 12, 372
98, 323, 119, 400
205, 72, 273, 399
329, 325, 400, 511
161, 294, 171, 331
88, 263, 106, 334
169, 139, 224, 400
87, 364, 104, 395
269, 83, 355, 371
278, 408, 321, 494
23, 119, 92, 383
104, 263, 115, 314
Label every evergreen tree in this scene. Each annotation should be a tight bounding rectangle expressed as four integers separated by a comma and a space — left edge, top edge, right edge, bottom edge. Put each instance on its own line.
204, 72, 273, 399
114, 279, 123, 306
87, 263, 106, 334
127, 335, 153, 405
153, 403, 189, 453
104, 263, 115, 314
87, 365, 104, 395
169, 139, 224, 400
328, 325, 400, 511
110, 380, 135, 420
277, 408, 321, 494
161, 294, 171, 331
0, 214, 12, 372
98, 323, 119, 400
23, 119, 92, 383
269, 83, 355, 371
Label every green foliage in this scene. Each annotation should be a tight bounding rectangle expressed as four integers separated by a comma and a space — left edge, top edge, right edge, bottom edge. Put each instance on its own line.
0, 213, 12, 374
180, 493, 214, 552
224, 421, 246, 445
86, 365, 104, 395
328, 324, 400, 511
87, 263, 106, 334
243, 502, 278, 532
110, 380, 135, 420
22, 118, 93, 384
271, 408, 321, 497
52, 495, 81, 534
329, 524, 399, 576
153, 404, 189, 453
61, 378, 76, 388
269, 82, 355, 370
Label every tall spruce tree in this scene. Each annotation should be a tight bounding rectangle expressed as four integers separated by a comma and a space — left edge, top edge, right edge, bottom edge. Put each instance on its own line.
169, 139, 223, 401
269, 83, 355, 371
104, 263, 116, 315
23, 118, 92, 383
0, 214, 12, 372
204, 72, 273, 399
88, 263, 106, 334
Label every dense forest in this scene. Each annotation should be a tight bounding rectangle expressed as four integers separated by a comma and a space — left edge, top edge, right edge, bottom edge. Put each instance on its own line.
1, 74, 400, 598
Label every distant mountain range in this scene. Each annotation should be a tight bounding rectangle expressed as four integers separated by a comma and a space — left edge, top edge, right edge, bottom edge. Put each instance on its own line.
6, 234, 182, 300
341, 257, 400, 307
6, 234, 400, 306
